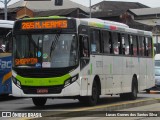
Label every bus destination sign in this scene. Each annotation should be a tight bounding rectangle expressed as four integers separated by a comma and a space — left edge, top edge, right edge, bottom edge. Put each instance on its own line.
21, 20, 68, 30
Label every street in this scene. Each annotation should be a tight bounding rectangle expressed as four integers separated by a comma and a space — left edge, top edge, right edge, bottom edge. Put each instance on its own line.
0, 91, 160, 120
0, 91, 160, 111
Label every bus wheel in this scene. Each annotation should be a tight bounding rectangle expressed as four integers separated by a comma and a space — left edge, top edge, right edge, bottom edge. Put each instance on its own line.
32, 97, 47, 107
146, 89, 150, 93
1, 94, 9, 97
120, 93, 128, 100
128, 78, 138, 100
79, 81, 99, 106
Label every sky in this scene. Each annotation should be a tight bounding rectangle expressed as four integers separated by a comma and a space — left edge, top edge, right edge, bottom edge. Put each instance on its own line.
0, 0, 160, 8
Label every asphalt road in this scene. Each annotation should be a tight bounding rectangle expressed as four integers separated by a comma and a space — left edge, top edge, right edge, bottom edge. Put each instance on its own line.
0, 91, 160, 111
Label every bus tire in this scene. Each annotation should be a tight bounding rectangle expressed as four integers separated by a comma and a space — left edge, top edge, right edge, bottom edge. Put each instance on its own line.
128, 77, 138, 100
146, 89, 150, 93
79, 81, 99, 106
32, 97, 47, 107
1, 94, 9, 97
120, 93, 128, 100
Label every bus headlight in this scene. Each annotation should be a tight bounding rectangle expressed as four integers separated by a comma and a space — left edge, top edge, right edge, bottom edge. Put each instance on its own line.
72, 74, 79, 82
64, 79, 71, 87
64, 74, 79, 87
12, 77, 21, 88
17, 80, 21, 88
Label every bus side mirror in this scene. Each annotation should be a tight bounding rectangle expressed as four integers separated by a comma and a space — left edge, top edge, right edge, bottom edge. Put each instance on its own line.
5, 30, 12, 53
6, 30, 12, 38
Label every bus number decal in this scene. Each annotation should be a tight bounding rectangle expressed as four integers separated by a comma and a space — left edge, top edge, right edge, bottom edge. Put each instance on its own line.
21, 20, 68, 30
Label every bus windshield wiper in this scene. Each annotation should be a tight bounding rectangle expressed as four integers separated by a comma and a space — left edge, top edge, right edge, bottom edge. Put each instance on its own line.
50, 34, 60, 57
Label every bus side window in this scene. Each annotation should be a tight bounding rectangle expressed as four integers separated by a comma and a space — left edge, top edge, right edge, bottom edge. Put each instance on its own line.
143, 37, 147, 56
130, 35, 138, 56
79, 35, 89, 69
118, 33, 122, 54
102, 30, 112, 54
138, 36, 145, 57
0, 35, 5, 53
146, 37, 153, 57
90, 29, 101, 53
112, 32, 119, 55
122, 34, 130, 55
79, 36, 89, 58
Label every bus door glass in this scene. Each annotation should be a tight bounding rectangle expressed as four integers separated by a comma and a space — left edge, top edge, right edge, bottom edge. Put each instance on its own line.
79, 35, 90, 69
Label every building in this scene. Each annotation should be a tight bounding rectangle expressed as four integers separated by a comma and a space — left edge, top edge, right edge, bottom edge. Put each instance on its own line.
0, 0, 89, 20
127, 8, 160, 53
35, 8, 89, 18
91, 1, 149, 21
8, 0, 89, 12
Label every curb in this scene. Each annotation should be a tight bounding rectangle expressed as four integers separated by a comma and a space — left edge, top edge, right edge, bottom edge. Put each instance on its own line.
30, 98, 160, 120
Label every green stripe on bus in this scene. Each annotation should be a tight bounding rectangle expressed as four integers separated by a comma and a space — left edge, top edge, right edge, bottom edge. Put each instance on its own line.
110, 64, 112, 74
16, 74, 71, 86
90, 64, 92, 75
23, 16, 66, 20
96, 23, 104, 28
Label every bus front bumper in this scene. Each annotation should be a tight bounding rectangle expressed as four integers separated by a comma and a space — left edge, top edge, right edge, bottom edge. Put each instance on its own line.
12, 80, 80, 97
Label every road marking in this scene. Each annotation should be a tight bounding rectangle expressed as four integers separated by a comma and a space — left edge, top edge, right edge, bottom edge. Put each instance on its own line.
70, 98, 160, 112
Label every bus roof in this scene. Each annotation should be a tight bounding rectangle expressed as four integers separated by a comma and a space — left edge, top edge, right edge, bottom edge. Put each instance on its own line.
79, 18, 129, 28
78, 18, 152, 36
0, 20, 14, 28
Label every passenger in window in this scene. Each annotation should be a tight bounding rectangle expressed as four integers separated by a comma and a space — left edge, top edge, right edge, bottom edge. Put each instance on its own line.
103, 31, 111, 54
83, 48, 88, 57
112, 32, 119, 55
82, 37, 89, 57
114, 45, 119, 55
0, 44, 5, 53
125, 45, 130, 55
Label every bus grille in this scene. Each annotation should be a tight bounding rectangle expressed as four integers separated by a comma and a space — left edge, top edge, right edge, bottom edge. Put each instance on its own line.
22, 85, 64, 94
13, 67, 75, 78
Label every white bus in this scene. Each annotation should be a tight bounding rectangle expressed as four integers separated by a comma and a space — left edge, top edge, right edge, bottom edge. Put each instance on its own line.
0, 20, 14, 96
12, 16, 154, 106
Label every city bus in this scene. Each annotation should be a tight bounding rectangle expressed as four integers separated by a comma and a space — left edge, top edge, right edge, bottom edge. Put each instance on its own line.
0, 20, 14, 96
11, 16, 154, 106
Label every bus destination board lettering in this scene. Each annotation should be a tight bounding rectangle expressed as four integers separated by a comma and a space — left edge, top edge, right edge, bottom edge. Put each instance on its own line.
15, 58, 38, 66
21, 20, 68, 30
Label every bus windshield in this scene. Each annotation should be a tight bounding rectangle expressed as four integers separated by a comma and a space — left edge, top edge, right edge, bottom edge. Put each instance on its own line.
0, 28, 11, 53
155, 60, 160, 67
13, 33, 78, 68
155, 67, 160, 76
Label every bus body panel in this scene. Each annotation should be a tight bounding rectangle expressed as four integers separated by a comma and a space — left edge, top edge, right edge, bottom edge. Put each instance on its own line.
0, 20, 13, 95
12, 80, 80, 97
11, 17, 154, 101
121, 57, 132, 93
0, 54, 12, 95
102, 55, 113, 93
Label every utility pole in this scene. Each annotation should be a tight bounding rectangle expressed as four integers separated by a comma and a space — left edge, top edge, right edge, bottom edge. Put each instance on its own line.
89, 0, 91, 18
0, 0, 11, 20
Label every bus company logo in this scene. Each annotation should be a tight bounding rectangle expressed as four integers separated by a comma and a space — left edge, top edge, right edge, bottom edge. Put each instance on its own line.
0, 60, 12, 69
2, 112, 11, 117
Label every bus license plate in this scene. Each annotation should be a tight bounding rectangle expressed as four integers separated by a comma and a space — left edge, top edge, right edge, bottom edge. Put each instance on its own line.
37, 89, 48, 94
